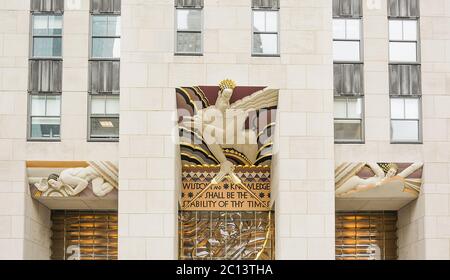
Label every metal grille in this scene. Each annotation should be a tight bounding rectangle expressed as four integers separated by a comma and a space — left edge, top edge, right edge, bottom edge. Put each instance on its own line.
91, 0, 121, 14
334, 63, 364, 96
389, 64, 421, 96
388, 0, 420, 18
31, 0, 64, 13
29, 60, 62, 93
333, 0, 362, 18
175, 0, 204, 8
252, 0, 279, 9
89, 60, 120, 94
335, 212, 398, 260
51, 210, 118, 260
179, 211, 274, 260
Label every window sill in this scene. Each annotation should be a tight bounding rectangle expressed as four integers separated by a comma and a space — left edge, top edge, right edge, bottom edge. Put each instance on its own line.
88, 138, 119, 143
29, 57, 63, 61
390, 141, 423, 145
89, 58, 120, 61
174, 53, 203, 56
334, 141, 365, 145
252, 54, 280, 58
27, 138, 61, 142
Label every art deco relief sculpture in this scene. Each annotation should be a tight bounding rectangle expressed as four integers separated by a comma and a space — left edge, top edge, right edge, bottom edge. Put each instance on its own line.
180, 80, 278, 206
335, 162, 423, 198
30, 161, 118, 197
176, 81, 278, 260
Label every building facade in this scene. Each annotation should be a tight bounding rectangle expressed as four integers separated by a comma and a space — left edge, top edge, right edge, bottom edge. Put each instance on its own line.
0, 0, 449, 260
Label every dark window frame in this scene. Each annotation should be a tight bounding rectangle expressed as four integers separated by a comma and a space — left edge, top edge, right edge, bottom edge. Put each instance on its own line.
251, 7, 280, 57
388, 18, 420, 64
87, 94, 120, 142
389, 96, 422, 144
30, 13, 63, 59
175, 7, 203, 56
90, 14, 121, 60
334, 96, 365, 144
27, 93, 62, 141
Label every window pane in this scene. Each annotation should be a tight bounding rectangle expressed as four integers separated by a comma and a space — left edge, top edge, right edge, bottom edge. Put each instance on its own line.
92, 16, 108, 36
345, 19, 360, 40
253, 11, 266, 32
106, 96, 120, 114
176, 32, 202, 53
33, 15, 49, 35
333, 41, 360, 61
391, 120, 419, 142
177, 9, 201, 31
90, 117, 119, 138
31, 117, 60, 139
46, 95, 61, 116
334, 120, 362, 142
405, 98, 419, 119
333, 19, 346, 39
92, 38, 120, 58
389, 42, 417, 62
31, 95, 46, 116
48, 16, 63, 36
265, 11, 278, 32
33, 38, 62, 57
253, 33, 278, 55
91, 96, 106, 114
334, 99, 347, 118
391, 98, 405, 119
403, 20, 417, 41
347, 98, 362, 119
92, 16, 121, 37
108, 16, 121, 36
389, 20, 403, 40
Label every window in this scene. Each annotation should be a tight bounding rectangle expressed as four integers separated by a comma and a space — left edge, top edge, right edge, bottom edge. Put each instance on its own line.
91, 15, 121, 59
29, 94, 61, 140
388, 0, 421, 143
252, 0, 279, 56
334, 97, 364, 142
89, 95, 120, 140
51, 210, 118, 260
389, 19, 418, 62
252, 9, 279, 56
336, 212, 398, 260
333, 0, 364, 143
29, 2, 63, 141
333, 18, 361, 62
390, 97, 421, 143
31, 14, 63, 58
175, 8, 202, 54
89, 0, 120, 141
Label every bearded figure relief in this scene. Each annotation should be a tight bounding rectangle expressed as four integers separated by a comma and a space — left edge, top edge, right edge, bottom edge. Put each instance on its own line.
28, 161, 118, 198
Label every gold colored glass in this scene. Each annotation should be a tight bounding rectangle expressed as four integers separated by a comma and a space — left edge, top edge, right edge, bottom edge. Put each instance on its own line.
335, 212, 398, 260
179, 211, 275, 260
51, 210, 118, 260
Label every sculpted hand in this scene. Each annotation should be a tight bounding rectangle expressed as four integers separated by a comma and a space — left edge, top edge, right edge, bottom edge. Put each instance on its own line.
212, 161, 235, 184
